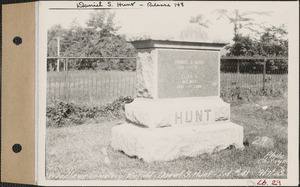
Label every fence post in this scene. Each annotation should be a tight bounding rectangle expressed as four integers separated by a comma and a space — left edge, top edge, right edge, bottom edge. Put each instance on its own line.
263, 59, 266, 92
57, 37, 60, 72
66, 58, 68, 71
64, 68, 67, 101
63, 60, 66, 71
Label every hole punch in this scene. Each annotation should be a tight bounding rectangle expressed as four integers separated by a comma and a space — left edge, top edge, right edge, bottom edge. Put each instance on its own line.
13, 36, 22, 45
12, 144, 22, 153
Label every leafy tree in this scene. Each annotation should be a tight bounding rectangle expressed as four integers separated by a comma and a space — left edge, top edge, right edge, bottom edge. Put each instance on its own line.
190, 9, 271, 56
226, 34, 257, 56
257, 24, 288, 57
190, 10, 287, 74
256, 25, 288, 73
224, 25, 288, 73
226, 24, 288, 57
47, 24, 66, 57
47, 10, 136, 71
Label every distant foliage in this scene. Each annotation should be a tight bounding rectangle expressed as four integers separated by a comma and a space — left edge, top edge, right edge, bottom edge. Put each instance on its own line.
190, 10, 288, 74
223, 25, 288, 74
226, 25, 288, 57
46, 96, 133, 127
226, 34, 257, 56
256, 25, 288, 57
47, 10, 136, 71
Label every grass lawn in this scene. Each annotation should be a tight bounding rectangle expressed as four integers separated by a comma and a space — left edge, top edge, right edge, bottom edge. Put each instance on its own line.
46, 97, 287, 180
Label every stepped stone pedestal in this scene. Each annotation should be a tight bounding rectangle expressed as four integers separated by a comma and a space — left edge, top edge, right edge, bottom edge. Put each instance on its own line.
111, 40, 244, 162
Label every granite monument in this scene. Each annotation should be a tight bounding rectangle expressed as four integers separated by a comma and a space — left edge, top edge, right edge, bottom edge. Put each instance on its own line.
111, 39, 244, 162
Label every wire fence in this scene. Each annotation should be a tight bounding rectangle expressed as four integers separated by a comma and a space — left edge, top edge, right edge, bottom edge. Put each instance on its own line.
220, 57, 288, 90
47, 70, 136, 106
47, 57, 288, 106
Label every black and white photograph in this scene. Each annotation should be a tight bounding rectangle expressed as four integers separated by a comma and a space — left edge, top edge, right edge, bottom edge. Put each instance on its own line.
33, 1, 298, 186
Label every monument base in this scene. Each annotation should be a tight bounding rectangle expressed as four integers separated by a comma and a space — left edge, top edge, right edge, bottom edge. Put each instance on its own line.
111, 122, 244, 162
125, 97, 230, 128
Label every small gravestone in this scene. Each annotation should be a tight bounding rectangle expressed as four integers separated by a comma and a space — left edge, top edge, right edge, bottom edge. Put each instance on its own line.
111, 39, 244, 162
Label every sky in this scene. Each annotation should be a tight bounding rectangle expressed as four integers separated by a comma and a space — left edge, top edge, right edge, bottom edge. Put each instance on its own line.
42, 1, 292, 43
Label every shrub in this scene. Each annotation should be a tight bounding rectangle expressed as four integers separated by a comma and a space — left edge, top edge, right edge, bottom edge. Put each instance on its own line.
263, 79, 288, 97
46, 96, 133, 128
220, 80, 287, 103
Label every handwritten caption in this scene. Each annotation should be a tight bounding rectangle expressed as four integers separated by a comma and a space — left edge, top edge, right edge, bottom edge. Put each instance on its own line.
257, 179, 282, 186
47, 149, 287, 185
76, 1, 185, 9
48, 165, 286, 180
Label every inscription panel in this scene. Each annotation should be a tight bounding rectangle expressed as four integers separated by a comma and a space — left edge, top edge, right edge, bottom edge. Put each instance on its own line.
174, 109, 213, 125
157, 49, 219, 98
